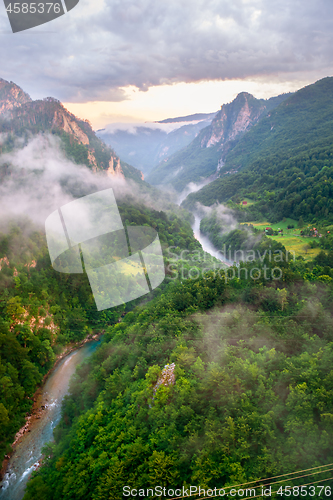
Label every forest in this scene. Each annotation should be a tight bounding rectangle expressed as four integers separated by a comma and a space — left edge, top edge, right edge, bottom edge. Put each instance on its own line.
2, 76, 333, 500
0, 203, 203, 466
21, 244, 333, 500
183, 78, 333, 223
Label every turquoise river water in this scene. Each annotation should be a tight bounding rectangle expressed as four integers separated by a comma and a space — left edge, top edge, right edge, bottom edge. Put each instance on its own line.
0, 339, 101, 500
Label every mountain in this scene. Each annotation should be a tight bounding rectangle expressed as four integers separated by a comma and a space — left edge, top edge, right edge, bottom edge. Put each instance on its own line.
96, 112, 216, 176
0, 79, 207, 472
182, 77, 333, 224
146, 92, 291, 191
0, 79, 143, 184
21, 231, 333, 500
0, 78, 32, 115
4, 78, 333, 500
157, 111, 216, 123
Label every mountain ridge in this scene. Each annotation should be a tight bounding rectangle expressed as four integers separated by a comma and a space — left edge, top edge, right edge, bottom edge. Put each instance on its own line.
97, 113, 216, 176
182, 76, 333, 223
0, 79, 32, 115
0, 79, 143, 184
157, 111, 217, 124
146, 91, 291, 191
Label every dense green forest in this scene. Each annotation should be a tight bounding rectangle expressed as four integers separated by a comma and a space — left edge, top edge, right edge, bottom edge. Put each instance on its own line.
0, 203, 203, 466
3, 76, 333, 500
22, 245, 333, 500
183, 78, 333, 223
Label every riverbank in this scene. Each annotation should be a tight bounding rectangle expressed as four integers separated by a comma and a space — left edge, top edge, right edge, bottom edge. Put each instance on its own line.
0, 331, 103, 483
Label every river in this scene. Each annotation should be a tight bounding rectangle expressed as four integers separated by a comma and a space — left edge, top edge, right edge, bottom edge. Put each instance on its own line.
177, 177, 232, 266
192, 214, 229, 262
1, 180, 226, 500
0, 339, 101, 500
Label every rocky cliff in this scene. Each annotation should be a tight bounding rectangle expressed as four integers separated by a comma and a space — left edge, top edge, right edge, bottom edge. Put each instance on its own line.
0, 78, 143, 183
201, 92, 266, 149
107, 156, 125, 180
147, 92, 291, 191
0, 79, 32, 115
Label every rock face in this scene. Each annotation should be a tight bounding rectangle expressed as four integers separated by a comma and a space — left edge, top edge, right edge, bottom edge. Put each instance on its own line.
154, 363, 176, 393
0, 78, 143, 183
107, 156, 125, 180
0, 94, 106, 172
0, 79, 32, 115
147, 91, 291, 191
52, 108, 90, 145
200, 92, 267, 150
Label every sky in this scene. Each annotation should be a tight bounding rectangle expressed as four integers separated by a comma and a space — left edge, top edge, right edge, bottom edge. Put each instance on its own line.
1, 0, 333, 128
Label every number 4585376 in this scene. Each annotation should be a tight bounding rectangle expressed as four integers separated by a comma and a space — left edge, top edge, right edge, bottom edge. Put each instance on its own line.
6, 3, 61, 14
276, 485, 331, 496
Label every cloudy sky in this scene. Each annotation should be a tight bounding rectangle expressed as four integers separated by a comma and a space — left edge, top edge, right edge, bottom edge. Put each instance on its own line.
1, 0, 333, 127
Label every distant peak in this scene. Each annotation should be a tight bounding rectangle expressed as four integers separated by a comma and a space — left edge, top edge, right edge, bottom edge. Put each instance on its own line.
236, 91, 254, 98
0, 77, 32, 115
157, 111, 217, 124
233, 92, 257, 103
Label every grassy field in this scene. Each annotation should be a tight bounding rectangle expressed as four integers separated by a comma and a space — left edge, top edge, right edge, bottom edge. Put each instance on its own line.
268, 235, 322, 260
248, 218, 298, 232
241, 219, 323, 261
238, 198, 255, 207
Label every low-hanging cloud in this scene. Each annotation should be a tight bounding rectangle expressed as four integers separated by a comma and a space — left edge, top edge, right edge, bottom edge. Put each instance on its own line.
0, 133, 183, 234
195, 201, 238, 233
0, 134, 131, 227
99, 120, 205, 135
1, 0, 333, 102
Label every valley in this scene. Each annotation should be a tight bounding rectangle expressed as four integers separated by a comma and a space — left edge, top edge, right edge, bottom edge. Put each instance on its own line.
0, 339, 101, 500
1, 76, 333, 500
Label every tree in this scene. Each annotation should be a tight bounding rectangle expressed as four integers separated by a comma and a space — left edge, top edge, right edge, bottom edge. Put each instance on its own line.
303, 244, 310, 255
22, 476, 51, 500
277, 288, 288, 311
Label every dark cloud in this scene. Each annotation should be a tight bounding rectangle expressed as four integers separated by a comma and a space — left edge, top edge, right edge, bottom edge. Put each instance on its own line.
0, 0, 333, 101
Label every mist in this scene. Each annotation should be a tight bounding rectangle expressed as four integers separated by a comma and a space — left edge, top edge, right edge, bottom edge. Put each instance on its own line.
0, 134, 137, 228
195, 202, 238, 233
99, 120, 204, 136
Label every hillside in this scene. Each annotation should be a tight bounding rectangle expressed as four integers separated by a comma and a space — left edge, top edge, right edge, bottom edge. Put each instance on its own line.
0, 201, 204, 471
183, 77, 333, 223
97, 112, 216, 176
0, 79, 143, 184
0, 79, 211, 472
22, 244, 333, 500
2, 77, 333, 500
147, 92, 291, 191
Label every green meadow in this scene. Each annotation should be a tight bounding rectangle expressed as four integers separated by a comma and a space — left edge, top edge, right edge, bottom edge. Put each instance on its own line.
242, 219, 323, 260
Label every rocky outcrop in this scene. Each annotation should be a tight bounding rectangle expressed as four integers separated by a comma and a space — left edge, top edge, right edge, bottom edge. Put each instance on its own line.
0, 77, 144, 183
87, 150, 99, 172
0, 256, 10, 271
0, 79, 31, 116
146, 90, 293, 191
107, 156, 125, 180
154, 363, 176, 393
52, 108, 90, 145
201, 92, 267, 150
